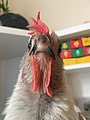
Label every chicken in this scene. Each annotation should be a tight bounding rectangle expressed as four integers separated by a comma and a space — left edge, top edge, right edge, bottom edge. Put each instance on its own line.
3, 12, 79, 120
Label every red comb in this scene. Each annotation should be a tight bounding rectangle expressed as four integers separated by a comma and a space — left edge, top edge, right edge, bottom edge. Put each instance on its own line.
27, 11, 49, 35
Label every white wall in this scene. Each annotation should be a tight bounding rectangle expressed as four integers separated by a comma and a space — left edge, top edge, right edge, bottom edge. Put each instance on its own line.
0, 57, 21, 119
0, 60, 5, 120
3, 57, 21, 98
9, 0, 90, 30
67, 71, 90, 98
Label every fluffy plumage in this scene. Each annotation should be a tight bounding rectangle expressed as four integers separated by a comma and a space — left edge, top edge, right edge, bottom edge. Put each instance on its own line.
3, 32, 79, 120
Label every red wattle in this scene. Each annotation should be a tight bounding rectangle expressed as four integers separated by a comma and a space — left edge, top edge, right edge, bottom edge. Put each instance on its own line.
46, 86, 52, 97
46, 60, 52, 87
30, 56, 39, 92
45, 60, 52, 97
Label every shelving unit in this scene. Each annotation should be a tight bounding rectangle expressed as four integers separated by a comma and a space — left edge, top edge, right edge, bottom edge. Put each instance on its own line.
0, 23, 90, 72
55, 23, 90, 72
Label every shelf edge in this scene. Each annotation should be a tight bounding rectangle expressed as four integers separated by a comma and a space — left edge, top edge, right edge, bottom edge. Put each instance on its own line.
0, 26, 30, 37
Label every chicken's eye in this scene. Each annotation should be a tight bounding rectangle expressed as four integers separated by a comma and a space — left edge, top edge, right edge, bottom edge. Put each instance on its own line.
28, 42, 31, 50
28, 37, 32, 50
58, 41, 62, 56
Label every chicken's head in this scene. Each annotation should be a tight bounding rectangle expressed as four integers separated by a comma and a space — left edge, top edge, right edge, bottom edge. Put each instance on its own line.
25, 12, 62, 97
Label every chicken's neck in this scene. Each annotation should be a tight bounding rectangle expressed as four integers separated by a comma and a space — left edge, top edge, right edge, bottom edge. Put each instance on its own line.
50, 57, 64, 94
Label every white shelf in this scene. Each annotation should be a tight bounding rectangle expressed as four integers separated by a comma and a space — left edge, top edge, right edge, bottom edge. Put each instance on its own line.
56, 23, 90, 40
0, 26, 30, 37
64, 63, 90, 71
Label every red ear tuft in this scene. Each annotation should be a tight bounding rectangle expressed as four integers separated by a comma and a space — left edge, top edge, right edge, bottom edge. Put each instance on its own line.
27, 11, 49, 35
